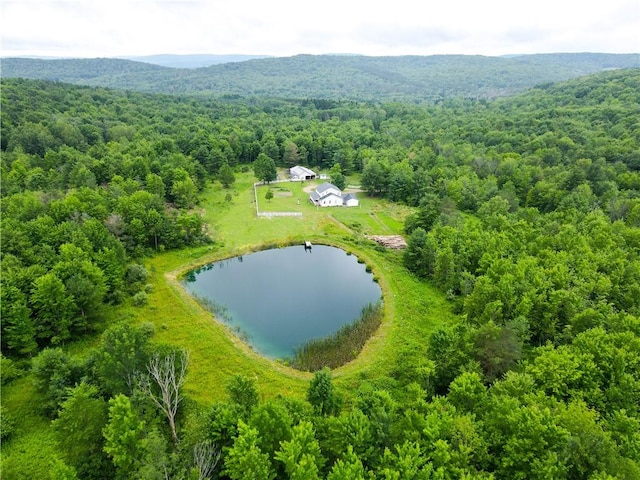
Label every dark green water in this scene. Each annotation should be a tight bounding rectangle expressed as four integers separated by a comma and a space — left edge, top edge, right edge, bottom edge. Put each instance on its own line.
182, 245, 382, 359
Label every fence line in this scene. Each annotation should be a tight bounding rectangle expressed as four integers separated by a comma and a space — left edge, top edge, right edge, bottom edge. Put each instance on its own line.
257, 211, 303, 217
254, 181, 303, 218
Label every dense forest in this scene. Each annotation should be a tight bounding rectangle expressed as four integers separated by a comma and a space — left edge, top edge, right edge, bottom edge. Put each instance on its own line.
1, 67, 640, 479
2, 53, 638, 102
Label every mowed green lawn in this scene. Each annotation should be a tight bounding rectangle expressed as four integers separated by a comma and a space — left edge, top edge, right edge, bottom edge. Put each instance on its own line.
255, 179, 411, 236
136, 172, 458, 403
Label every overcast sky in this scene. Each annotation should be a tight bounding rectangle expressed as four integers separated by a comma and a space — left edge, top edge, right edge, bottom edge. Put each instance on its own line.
2, 0, 639, 58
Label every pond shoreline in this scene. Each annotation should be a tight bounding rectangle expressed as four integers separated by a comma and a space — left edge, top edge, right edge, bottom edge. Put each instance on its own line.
180, 244, 382, 361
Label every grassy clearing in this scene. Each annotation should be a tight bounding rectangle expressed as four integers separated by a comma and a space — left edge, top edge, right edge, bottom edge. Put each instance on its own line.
255, 179, 411, 236
142, 252, 310, 403
138, 172, 459, 403
1, 378, 59, 479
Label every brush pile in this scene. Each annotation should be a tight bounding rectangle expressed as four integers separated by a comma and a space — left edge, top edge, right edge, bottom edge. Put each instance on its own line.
365, 235, 407, 249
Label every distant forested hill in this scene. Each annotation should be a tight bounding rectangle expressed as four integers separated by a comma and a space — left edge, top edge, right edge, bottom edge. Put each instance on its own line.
1, 57, 168, 81
123, 54, 272, 68
2, 53, 638, 102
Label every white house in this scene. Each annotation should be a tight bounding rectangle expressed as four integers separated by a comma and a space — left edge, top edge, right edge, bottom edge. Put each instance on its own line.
289, 165, 317, 181
309, 182, 359, 207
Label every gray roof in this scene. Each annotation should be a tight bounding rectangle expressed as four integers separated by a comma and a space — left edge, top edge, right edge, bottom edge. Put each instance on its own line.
343, 193, 358, 202
290, 165, 316, 177
315, 182, 340, 195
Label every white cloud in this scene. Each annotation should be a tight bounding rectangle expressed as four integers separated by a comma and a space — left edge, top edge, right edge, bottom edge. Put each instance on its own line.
1, 0, 638, 57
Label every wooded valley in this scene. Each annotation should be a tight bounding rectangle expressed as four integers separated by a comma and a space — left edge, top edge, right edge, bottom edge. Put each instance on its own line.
1, 65, 639, 479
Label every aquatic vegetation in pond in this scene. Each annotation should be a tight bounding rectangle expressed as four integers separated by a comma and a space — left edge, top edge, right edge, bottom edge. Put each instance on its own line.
289, 301, 383, 371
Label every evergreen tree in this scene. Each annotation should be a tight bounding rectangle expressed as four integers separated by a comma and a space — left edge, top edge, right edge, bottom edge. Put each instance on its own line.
219, 162, 236, 188
227, 374, 259, 418
275, 421, 324, 480
307, 369, 340, 416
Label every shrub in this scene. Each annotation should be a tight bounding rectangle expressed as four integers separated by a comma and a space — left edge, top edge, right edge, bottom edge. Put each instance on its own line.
132, 291, 148, 307
0, 406, 14, 441
125, 264, 148, 293
0, 354, 22, 385
125, 264, 148, 283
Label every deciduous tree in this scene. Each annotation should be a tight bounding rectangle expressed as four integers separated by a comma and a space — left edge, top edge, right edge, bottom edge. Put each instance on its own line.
51, 383, 113, 479
329, 163, 346, 190
275, 421, 325, 480
0, 284, 37, 355
253, 153, 277, 183
30, 272, 75, 344
138, 350, 189, 449
91, 322, 154, 397
103, 394, 146, 477
224, 421, 274, 480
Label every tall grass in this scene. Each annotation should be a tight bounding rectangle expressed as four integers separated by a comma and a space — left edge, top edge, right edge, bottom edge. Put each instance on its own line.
290, 301, 383, 371
191, 293, 233, 323
190, 293, 252, 343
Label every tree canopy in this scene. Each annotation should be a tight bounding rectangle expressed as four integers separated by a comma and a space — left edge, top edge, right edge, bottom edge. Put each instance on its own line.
2, 69, 639, 479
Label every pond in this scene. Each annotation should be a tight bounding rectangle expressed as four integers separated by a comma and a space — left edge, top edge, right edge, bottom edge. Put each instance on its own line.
182, 245, 382, 359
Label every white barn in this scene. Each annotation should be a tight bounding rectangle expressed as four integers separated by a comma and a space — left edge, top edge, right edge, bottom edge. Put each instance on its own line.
309, 182, 359, 207
289, 165, 317, 181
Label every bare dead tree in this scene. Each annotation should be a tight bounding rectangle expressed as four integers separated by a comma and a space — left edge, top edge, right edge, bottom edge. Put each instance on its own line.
193, 440, 221, 480
139, 350, 189, 449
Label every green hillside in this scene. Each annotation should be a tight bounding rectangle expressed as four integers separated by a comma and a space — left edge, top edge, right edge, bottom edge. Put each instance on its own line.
2, 52, 638, 102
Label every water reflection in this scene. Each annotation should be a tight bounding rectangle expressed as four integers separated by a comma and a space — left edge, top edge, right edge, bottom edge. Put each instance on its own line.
182, 245, 382, 359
